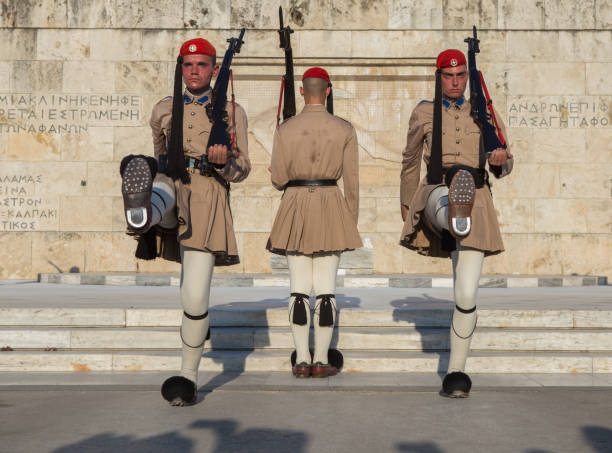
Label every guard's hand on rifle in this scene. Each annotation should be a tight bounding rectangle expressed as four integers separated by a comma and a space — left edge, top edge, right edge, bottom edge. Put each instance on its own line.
401, 204, 409, 222
488, 148, 513, 166
207, 144, 237, 165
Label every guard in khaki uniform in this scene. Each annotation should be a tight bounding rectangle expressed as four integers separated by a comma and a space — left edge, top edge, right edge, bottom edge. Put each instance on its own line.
400, 49, 513, 397
267, 67, 362, 378
120, 37, 250, 406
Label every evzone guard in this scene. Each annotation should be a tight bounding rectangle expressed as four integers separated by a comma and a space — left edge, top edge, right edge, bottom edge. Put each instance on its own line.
399, 29, 513, 397
267, 66, 362, 378
119, 32, 250, 406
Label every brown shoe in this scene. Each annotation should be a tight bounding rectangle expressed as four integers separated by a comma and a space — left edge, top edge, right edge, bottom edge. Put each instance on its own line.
311, 362, 339, 378
448, 169, 475, 238
292, 362, 312, 378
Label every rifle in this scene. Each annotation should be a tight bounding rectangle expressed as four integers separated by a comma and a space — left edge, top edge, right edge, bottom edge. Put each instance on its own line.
277, 6, 296, 126
206, 28, 246, 162
464, 26, 505, 177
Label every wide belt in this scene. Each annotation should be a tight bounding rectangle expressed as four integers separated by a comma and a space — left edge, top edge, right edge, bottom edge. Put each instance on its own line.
443, 165, 488, 189
285, 179, 337, 187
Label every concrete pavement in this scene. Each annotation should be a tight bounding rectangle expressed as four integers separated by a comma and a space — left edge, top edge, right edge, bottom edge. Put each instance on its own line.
1, 388, 612, 453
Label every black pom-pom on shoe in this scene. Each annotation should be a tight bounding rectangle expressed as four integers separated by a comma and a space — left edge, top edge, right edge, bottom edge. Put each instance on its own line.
161, 376, 197, 406
442, 371, 472, 398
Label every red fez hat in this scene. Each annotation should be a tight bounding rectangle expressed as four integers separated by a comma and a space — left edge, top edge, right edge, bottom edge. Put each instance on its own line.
436, 49, 466, 69
302, 67, 331, 83
179, 38, 216, 57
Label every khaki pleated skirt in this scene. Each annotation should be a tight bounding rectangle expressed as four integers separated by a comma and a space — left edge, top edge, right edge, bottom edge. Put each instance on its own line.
400, 179, 504, 258
267, 185, 362, 255
175, 172, 239, 266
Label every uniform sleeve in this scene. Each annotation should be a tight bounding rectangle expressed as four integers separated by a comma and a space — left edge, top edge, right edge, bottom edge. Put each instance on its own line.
150, 103, 167, 160
219, 104, 251, 183
342, 126, 359, 223
400, 107, 425, 207
489, 106, 513, 179
270, 127, 289, 191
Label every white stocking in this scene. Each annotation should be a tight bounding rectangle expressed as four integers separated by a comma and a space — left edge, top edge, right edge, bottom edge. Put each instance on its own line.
424, 185, 449, 233
179, 245, 215, 384
150, 180, 177, 229
312, 253, 341, 364
287, 254, 313, 364
448, 247, 484, 373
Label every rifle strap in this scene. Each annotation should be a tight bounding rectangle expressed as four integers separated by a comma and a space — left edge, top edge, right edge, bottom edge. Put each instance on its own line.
427, 69, 443, 185
478, 71, 506, 147
277, 76, 285, 127
230, 69, 237, 151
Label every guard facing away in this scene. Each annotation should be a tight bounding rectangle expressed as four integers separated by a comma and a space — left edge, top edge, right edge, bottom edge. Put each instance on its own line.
267, 67, 362, 378
119, 34, 250, 406
399, 42, 513, 397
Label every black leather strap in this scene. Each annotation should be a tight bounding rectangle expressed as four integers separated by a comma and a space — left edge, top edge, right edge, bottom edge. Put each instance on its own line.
455, 305, 476, 314
443, 164, 488, 189
286, 179, 337, 187
184, 310, 208, 320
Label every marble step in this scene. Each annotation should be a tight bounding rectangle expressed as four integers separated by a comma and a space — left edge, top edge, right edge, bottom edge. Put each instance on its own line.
38, 273, 608, 288
2, 307, 612, 329
3, 327, 612, 352
1, 349, 612, 374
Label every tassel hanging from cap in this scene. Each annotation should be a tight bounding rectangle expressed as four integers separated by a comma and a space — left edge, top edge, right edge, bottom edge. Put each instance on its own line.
167, 55, 190, 184
317, 294, 335, 327
427, 69, 443, 185
290, 292, 309, 326
326, 84, 333, 115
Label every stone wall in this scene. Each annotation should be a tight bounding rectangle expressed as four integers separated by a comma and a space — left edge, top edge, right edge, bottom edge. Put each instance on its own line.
0, 0, 610, 279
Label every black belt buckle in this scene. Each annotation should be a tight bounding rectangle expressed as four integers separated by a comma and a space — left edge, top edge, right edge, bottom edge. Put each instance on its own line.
198, 155, 213, 176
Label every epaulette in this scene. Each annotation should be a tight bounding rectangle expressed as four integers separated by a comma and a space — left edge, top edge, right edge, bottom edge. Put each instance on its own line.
418, 100, 433, 105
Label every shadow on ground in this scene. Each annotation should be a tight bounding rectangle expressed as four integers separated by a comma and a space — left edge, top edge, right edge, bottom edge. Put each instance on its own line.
396, 441, 445, 452
391, 292, 453, 378
194, 293, 360, 401
50, 418, 308, 453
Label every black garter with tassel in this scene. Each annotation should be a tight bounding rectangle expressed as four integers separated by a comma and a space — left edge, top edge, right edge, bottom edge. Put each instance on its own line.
316, 294, 335, 327
291, 292, 309, 326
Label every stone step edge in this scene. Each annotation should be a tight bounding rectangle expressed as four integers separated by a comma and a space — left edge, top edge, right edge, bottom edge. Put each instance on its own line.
3, 307, 612, 329
2, 350, 612, 374
37, 273, 608, 288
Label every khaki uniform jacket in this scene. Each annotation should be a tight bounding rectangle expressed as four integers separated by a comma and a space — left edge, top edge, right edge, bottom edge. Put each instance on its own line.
267, 104, 362, 255
400, 98, 513, 257
150, 88, 251, 265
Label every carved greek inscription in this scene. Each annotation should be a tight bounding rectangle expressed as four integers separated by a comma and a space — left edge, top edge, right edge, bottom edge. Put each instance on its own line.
507, 96, 611, 128
0, 94, 142, 133
0, 174, 58, 231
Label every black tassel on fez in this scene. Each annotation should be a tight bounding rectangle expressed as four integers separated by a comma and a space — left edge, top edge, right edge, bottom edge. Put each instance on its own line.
317, 294, 335, 327
427, 69, 443, 185
291, 293, 309, 325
